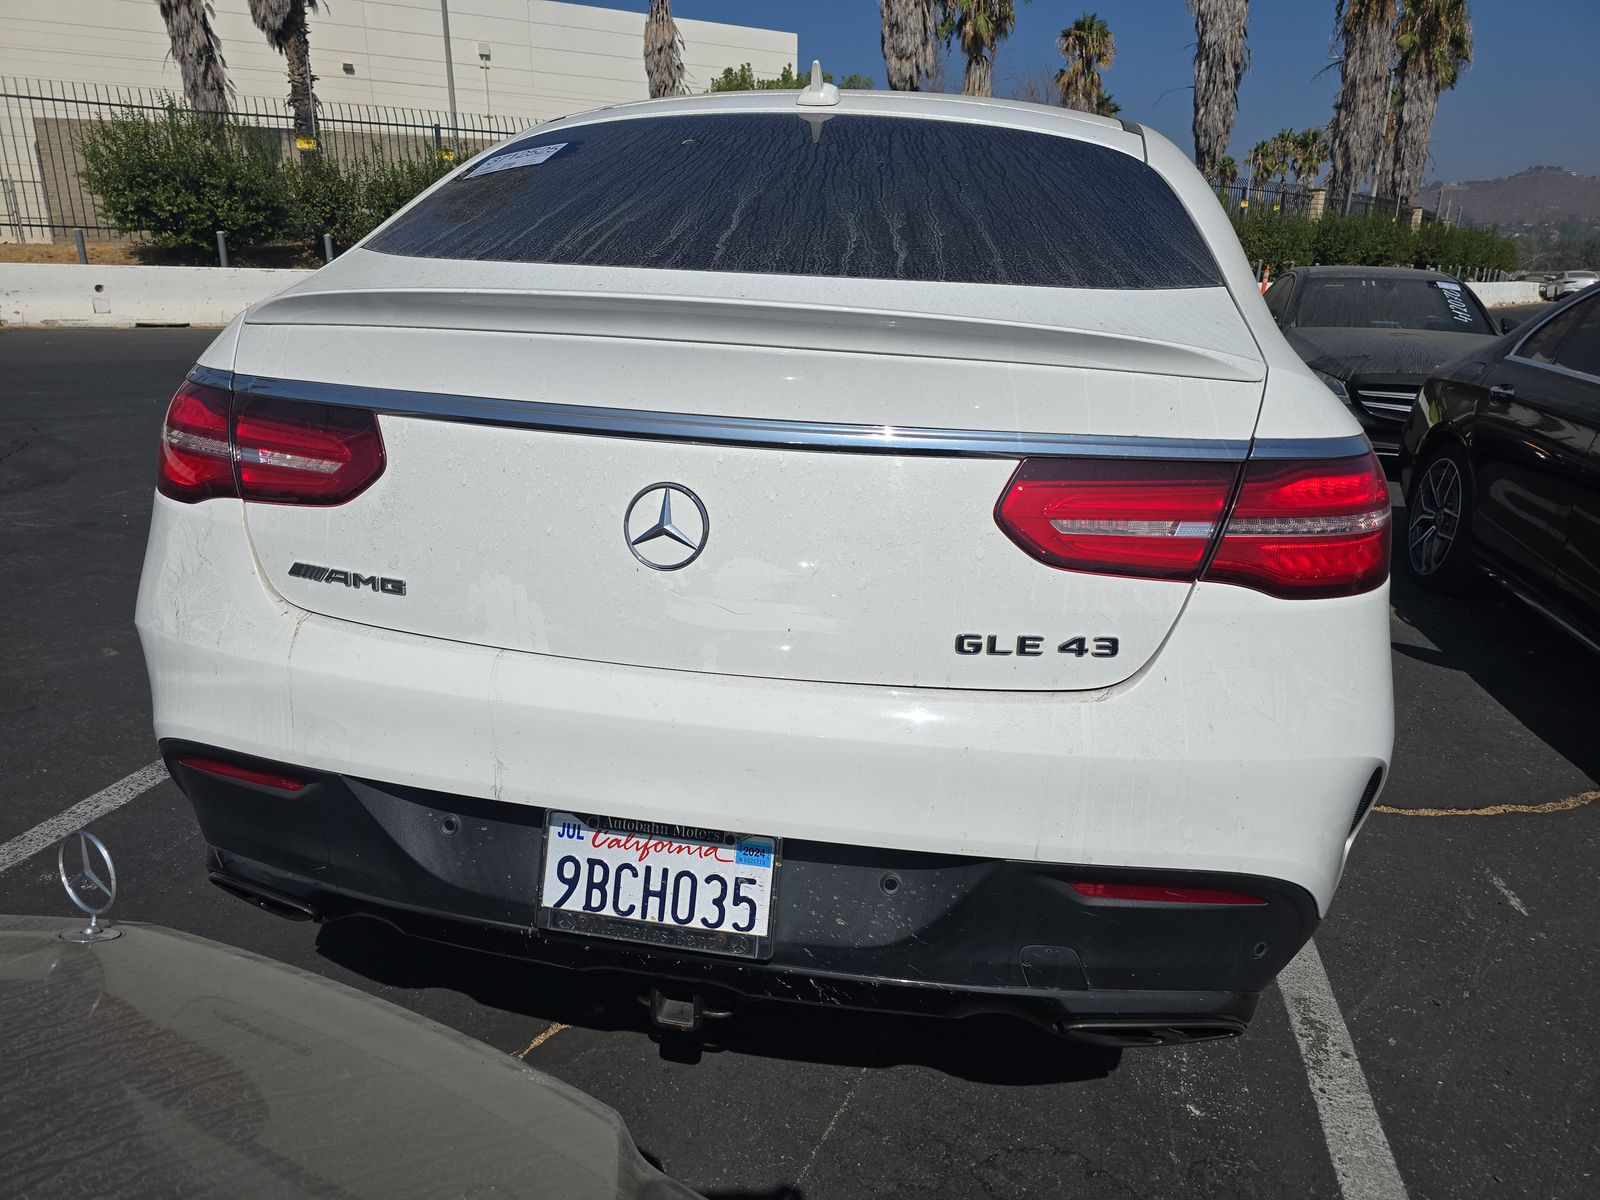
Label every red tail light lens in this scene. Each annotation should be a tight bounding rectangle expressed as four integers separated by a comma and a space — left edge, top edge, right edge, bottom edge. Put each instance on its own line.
1205, 453, 1391, 598
157, 381, 235, 502
1071, 881, 1266, 906
234, 398, 385, 505
157, 378, 385, 506
995, 458, 1240, 580
996, 450, 1391, 599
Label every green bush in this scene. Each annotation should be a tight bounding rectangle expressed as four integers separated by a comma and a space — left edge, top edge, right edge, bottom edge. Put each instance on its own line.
283, 152, 454, 246
79, 103, 289, 252
1227, 199, 1517, 276
1232, 215, 1316, 272
80, 105, 457, 255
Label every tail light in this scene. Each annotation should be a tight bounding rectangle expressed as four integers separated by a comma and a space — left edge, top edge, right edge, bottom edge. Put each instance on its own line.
1206, 453, 1391, 598
994, 458, 1238, 579
233, 399, 385, 504
995, 450, 1390, 599
157, 378, 385, 506
157, 381, 235, 503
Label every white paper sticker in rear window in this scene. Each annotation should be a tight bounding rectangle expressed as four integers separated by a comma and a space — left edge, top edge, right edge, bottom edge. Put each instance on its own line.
465, 142, 567, 177
369, 113, 1223, 290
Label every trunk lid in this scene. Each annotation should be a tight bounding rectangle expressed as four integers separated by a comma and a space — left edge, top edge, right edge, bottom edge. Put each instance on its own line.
232, 253, 1265, 691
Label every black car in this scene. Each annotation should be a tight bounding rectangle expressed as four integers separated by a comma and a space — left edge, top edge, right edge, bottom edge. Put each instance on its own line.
1400, 286, 1600, 650
1265, 265, 1514, 460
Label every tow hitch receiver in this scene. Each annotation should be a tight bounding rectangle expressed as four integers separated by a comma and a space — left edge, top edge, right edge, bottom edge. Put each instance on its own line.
648, 987, 705, 1033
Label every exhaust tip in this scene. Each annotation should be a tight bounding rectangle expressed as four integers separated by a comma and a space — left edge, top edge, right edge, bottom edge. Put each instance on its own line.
1059, 1019, 1245, 1048
208, 871, 320, 922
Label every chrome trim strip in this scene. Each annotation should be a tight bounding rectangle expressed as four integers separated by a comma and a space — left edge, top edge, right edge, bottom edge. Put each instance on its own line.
1507, 291, 1599, 374
1249, 434, 1373, 460
1356, 389, 1418, 401
228, 373, 1256, 461
1503, 354, 1600, 388
187, 364, 234, 390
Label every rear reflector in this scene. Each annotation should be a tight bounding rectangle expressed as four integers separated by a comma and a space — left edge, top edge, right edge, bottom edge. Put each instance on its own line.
178, 756, 309, 792
995, 450, 1390, 599
157, 378, 385, 506
1070, 881, 1266, 906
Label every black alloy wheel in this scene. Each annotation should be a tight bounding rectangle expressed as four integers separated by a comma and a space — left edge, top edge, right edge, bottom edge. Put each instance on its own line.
1406, 443, 1475, 591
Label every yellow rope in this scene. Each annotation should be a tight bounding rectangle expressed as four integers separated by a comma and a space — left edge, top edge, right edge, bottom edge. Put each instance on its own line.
1374, 791, 1599, 817
514, 1022, 570, 1059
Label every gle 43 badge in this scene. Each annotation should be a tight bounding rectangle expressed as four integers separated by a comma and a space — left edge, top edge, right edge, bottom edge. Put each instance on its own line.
954, 634, 1119, 658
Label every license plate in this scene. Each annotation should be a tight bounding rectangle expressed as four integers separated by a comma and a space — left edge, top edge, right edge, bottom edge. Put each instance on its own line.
536, 812, 779, 960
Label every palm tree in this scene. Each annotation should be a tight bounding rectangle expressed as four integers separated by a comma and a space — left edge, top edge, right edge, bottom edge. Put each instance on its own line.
879, 0, 938, 91
1246, 138, 1279, 191
1325, 0, 1400, 200
1270, 127, 1301, 185
1187, 0, 1249, 182
644, 0, 685, 98
1094, 90, 1121, 117
1385, 0, 1472, 204
156, 0, 231, 112
1215, 154, 1239, 188
1056, 13, 1116, 113
247, 0, 319, 142
941, 1, 1027, 98
1294, 126, 1329, 187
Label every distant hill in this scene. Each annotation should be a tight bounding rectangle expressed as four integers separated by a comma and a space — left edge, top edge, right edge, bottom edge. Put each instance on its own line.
1427, 166, 1600, 229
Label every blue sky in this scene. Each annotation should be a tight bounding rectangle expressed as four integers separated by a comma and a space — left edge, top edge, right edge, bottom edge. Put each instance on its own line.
584, 1, 1600, 183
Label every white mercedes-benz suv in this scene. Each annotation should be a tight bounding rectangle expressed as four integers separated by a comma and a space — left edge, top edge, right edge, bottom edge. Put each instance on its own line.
137, 86, 1393, 1047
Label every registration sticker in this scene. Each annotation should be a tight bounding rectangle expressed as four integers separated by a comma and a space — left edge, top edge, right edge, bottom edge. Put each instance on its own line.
467, 142, 568, 178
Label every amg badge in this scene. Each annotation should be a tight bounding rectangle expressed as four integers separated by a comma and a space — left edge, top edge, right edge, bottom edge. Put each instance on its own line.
288, 562, 407, 595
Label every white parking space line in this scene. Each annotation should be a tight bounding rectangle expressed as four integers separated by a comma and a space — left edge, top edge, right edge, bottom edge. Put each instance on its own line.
1488, 872, 1530, 917
1280, 939, 1409, 1200
0, 761, 168, 874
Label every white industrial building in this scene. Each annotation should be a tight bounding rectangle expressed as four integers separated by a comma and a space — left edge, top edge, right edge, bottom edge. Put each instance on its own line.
3, 0, 798, 122
1, 1, 798, 241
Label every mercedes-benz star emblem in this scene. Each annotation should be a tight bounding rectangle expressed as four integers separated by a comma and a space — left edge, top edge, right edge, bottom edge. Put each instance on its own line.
624, 483, 709, 571
57, 829, 122, 943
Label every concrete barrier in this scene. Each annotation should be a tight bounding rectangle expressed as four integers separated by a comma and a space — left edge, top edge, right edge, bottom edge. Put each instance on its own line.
1466, 281, 1543, 308
0, 262, 310, 328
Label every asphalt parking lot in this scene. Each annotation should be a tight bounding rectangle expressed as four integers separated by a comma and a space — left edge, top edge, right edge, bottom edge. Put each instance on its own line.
2, 327, 1596, 1200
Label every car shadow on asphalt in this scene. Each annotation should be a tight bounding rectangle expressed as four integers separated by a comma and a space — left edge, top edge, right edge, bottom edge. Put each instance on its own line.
314, 916, 1122, 1085
1387, 563, 1600, 785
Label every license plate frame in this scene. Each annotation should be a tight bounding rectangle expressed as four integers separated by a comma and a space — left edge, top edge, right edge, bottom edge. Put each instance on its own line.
534, 811, 781, 961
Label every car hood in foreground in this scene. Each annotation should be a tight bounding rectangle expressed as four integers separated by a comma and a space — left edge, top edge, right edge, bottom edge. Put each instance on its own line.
0, 916, 698, 1200
1285, 326, 1495, 383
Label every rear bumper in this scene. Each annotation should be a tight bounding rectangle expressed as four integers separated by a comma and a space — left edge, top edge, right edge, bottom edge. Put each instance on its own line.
136, 496, 1394, 918
169, 744, 1315, 1034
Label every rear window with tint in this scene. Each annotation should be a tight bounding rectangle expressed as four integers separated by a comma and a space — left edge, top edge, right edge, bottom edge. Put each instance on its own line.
368, 113, 1222, 290
1295, 277, 1495, 335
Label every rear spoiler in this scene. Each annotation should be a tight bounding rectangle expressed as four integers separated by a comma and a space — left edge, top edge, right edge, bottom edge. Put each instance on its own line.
246, 288, 1266, 383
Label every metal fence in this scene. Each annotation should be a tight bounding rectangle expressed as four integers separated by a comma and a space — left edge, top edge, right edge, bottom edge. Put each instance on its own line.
1, 77, 531, 243
1214, 181, 1438, 224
